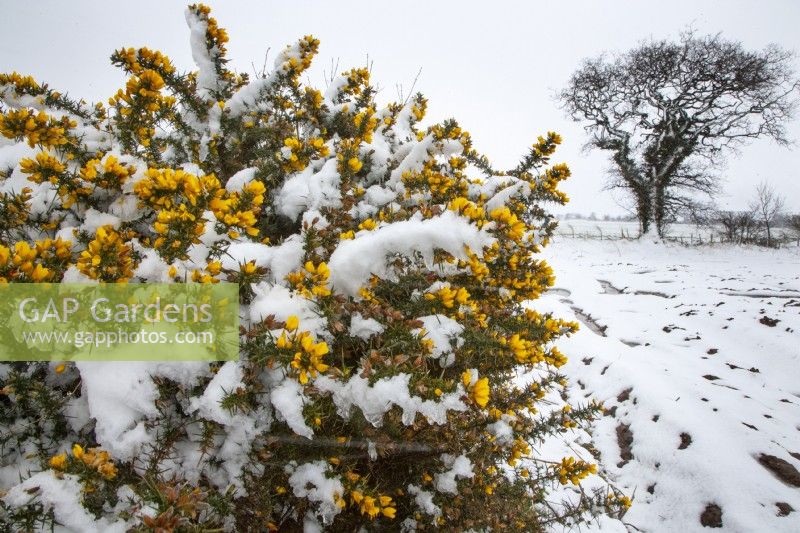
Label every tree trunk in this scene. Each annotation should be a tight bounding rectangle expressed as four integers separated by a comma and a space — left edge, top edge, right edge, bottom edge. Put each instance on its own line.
765, 221, 772, 247
635, 183, 665, 239
653, 184, 666, 237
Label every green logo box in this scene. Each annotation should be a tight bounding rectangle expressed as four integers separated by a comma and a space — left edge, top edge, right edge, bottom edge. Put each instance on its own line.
0, 283, 240, 361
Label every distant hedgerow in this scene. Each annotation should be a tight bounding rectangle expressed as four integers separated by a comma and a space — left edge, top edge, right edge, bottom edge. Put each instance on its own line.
0, 4, 627, 530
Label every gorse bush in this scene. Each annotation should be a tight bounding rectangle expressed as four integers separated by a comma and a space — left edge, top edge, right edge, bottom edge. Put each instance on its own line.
0, 4, 626, 530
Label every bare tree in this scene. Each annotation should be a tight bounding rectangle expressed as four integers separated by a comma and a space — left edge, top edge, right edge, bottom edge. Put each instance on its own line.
789, 214, 800, 234
716, 210, 759, 244
750, 181, 785, 247
560, 32, 800, 237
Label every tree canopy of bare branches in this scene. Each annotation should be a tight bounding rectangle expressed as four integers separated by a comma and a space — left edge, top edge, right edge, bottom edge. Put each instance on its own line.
560, 32, 800, 237
750, 180, 785, 247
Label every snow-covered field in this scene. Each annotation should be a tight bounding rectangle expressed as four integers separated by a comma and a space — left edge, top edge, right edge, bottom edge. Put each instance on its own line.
555, 218, 798, 245
539, 237, 800, 531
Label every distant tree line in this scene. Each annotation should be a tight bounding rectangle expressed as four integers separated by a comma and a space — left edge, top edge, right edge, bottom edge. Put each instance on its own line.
706, 181, 798, 246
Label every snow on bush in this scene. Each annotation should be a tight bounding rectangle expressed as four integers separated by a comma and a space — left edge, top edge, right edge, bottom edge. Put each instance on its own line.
0, 4, 625, 530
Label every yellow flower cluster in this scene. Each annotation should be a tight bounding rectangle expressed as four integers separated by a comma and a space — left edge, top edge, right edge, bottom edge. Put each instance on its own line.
425, 284, 470, 309
607, 491, 633, 509
424, 283, 486, 325
525, 309, 579, 343
210, 179, 266, 238
403, 168, 453, 199
125, 70, 165, 100
135, 168, 211, 257
0, 72, 40, 94
352, 106, 378, 144
76, 225, 137, 282
19, 151, 66, 184
545, 346, 568, 368
416, 329, 436, 355
347, 154, 362, 173
539, 162, 571, 202
498, 316, 572, 366
239, 260, 258, 277
503, 333, 541, 365
151, 206, 205, 252
459, 246, 490, 281
80, 154, 136, 190
342, 68, 370, 97
402, 162, 471, 204
49, 444, 118, 480
276, 316, 330, 384
448, 196, 485, 223
555, 457, 597, 486
0, 109, 74, 148
286, 261, 331, 299
107, 66, 176, 148
136, 167, 219, 209
188, 259, 222, 283
560, 404, 578, 429
334, 138, 365, 176
136, 168, 265, 258
280, 136, 328, 172
109, 69, 174, 118
280, 35, 320, 81
411, 95, 428, 122
462, 371, 490, 408
532, 131, 562, 158
489, 206, 527, 242
37, 238, 72, 262
507, 437, 532, 467
350, 490, 396, 519
357, 218, 376, 231
189, 4, 229, 59
112, 47, 176, 76
0, 238, 71, 283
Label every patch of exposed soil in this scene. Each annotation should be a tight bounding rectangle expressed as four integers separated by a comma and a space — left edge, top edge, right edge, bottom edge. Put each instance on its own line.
775, 502, 794, 516
616, 423, 633, 467
758, 454, 800, 487
759, 316, 780, 327
700, 503, 723, 528
617, 387, 632, 403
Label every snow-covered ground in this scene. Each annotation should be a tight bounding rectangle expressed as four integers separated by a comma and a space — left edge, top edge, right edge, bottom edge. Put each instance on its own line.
538, 237, 800, 531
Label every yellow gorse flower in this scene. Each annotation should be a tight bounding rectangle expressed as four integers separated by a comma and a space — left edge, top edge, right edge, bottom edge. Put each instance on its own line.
556, 457, 597, 486
112, 47, 176, 76
0, 71, 41, 93
285, 261, 331, 299
47, 444, 117, 480
276, 322, 330, 385
462, 371, 490, 408
80, 154, 136, 189
350, 490, 396, 519
0, 238, 72, 282
76, 225, 136, 282
19, 151, 65, 184
49, 453, 67, 470
0, 109, 74, 148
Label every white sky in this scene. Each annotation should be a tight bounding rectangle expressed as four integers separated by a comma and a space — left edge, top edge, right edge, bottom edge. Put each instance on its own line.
2, 0, 799, 216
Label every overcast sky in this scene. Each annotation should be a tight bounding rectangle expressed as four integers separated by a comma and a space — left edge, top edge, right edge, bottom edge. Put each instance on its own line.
2, 0, 799, 216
